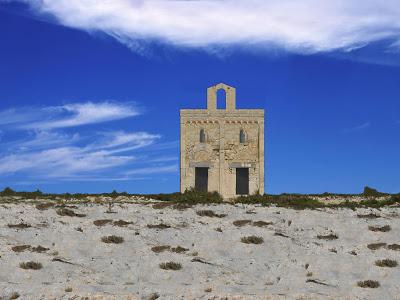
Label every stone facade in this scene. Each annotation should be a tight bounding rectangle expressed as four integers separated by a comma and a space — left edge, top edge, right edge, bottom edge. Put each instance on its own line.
180, 83, 265, 200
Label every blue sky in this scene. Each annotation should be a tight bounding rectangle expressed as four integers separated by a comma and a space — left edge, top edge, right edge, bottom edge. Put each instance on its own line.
0, 1, 400, 194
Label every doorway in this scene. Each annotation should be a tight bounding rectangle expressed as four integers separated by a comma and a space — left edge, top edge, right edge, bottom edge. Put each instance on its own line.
195, 167, 208, 192
236, 168, 249, 195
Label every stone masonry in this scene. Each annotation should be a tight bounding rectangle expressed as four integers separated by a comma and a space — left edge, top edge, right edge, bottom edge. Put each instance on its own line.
180, 83, 265, 200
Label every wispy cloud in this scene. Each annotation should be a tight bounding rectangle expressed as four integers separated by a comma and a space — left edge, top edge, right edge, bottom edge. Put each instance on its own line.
0, 101, 174, 182
9, 0, 400, 55
345, 122, 371, 132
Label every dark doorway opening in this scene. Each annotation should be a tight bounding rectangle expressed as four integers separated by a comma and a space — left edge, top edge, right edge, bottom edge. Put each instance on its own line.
195, 167, 208, 192
236, 168, 249, 195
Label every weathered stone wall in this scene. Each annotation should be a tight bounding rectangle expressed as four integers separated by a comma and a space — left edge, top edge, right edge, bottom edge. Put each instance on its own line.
180, 83, 264, 200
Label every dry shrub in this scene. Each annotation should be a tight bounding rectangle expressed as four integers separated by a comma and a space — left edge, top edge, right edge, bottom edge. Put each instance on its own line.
152, 202, 174, 209
357, 280, 380, 288
93, 219, 112, 226
367, 243, 387, 250
233, 220, 252, 227
31, 246, 49, 253
151, 245, 171, 253
387, 244, 400, 251
101, 235, 124, 244
241, 235, 264, 244
171, 246, 188, 253
147, 223, 171, 229
196, 210, 226, 218
369, 225, 391, 232
317, 233, 338, 240
113, 220, 133, 227
8, 223, 31, 229
252, 221, 273, 227
35, 202, 55, 210
357, 213, 380, 219
56, 208, 86, 217
159, 261, 182, 270
19, 261, 42, 270
375, 259, 398, 267
12, 245, 31, 252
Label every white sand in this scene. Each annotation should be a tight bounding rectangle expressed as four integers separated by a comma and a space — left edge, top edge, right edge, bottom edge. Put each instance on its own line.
0, 201, 399, 299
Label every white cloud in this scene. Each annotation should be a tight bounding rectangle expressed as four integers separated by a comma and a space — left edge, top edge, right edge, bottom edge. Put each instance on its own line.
13, 0, 400, 54
0, 102, 172, 181
126, 164, 178, 175
0, 102, 139, 130
27, 102, 140, 129
345, 122, 371, 132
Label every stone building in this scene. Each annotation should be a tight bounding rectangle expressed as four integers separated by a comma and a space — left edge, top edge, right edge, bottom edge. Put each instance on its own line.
180, 83, 264, 200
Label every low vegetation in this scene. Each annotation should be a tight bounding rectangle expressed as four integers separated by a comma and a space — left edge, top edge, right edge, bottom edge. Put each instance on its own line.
12, 245, 31, 252
36, 202, 56, 210
93, 219, 113, 226
113, 220, 133, 227
196, 210, 226, 218
101, 235, 124, 244
241, 235, 264, 244
7, 223, 31, 229
357, 280, 380, 288
147, 223, 171, 229
316, 233, 338, 240
375, 259, 398, 268
252, 221, 273, 227
1, 186, 399, 210
233, 220, 252, 227
56, 208, 86, 217
368, 225, 391, 232
159, 261, 182, 270
387, 244, 400, 251
151, 245, 171, 253
19, 261, 42, 270
367, 243, 387, 250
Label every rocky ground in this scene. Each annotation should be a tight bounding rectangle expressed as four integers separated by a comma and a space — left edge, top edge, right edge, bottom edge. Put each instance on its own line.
0, 199, 399, 300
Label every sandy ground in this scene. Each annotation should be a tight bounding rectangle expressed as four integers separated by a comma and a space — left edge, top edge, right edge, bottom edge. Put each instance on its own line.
0, 201, 399, 300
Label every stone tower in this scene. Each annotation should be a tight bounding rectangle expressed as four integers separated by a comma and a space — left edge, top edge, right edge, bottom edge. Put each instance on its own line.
180, 83, 265, 200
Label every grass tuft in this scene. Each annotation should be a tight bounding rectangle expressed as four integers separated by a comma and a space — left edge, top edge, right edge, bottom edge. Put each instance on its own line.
241, 235, 264, 244
147, 223, 171, 229
151, 245, 171, 253
19, 261, 42, 270
252, 221, 273, 227
8, 223, 31, 229
357, 280, 380, 288
368, 225, 391, 232
387, 244, 400, 251
367, 243, 387, 250
159, 261, 182, 270
113, 220, 133, 227
375, 259, 398, 267
12, 245, 31, 252
171, 246, 189, 253
56, 208, 86, 217
93, 219, 113, 226
317, 233, 338, 240
233, 220, 252, 227
101, 235, 124, 244
196, 210, 226, 218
